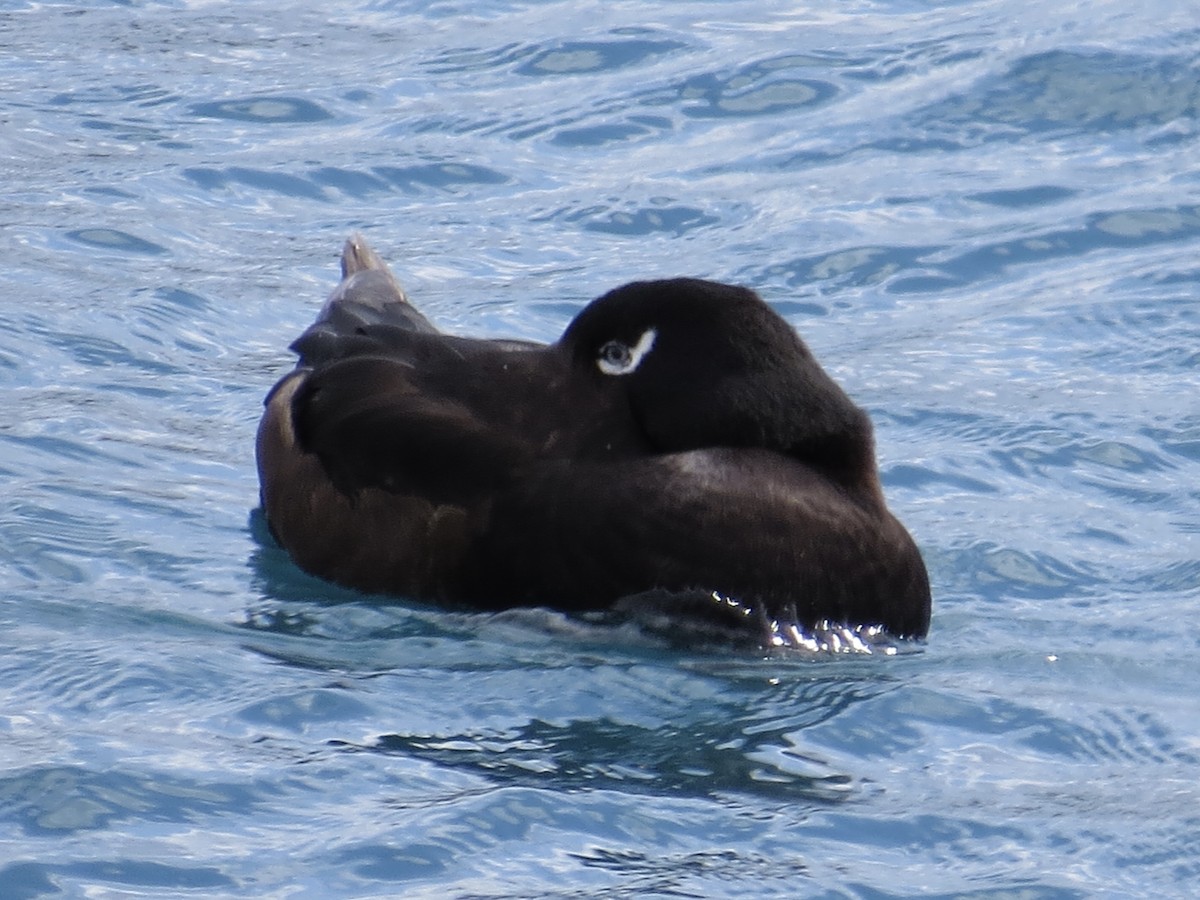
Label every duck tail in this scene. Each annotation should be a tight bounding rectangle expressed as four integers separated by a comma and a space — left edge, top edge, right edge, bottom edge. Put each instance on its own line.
290, 233, 439, 365
340, 231, 401, 281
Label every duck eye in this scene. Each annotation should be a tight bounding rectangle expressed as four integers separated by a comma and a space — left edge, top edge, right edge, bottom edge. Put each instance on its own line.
596, 328, 657, 376
598, 340, 632, 373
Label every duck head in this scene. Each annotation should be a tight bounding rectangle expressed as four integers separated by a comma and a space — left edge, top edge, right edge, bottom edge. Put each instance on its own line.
559, 278, 880, 497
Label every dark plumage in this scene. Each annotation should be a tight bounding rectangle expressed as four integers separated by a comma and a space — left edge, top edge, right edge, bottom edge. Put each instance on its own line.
256, 235, 931, 642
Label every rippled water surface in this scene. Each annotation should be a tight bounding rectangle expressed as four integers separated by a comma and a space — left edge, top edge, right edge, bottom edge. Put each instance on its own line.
3, 0, 1200, 896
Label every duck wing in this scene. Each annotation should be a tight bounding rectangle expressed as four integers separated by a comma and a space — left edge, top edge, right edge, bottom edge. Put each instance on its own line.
257, 234, 578, 598
290, 349, 548, 505
275, 233, 560, 502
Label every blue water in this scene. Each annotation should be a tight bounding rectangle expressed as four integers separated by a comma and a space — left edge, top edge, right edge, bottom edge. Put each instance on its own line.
2, 0, 1199, 896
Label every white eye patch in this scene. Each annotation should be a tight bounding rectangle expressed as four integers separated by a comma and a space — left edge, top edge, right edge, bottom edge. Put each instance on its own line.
597, 327, 657, 376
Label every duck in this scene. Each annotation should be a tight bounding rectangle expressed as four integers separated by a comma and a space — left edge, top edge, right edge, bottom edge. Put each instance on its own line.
256, 234, 931, 643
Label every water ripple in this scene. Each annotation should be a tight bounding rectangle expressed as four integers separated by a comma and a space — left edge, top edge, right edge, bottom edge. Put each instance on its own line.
64, 228, 168, 256
0, 764, 264, 836
926, 49, 1200, 135
190, 96, 334, 124
515, 37, 687, 77
3, 2, 1200, 897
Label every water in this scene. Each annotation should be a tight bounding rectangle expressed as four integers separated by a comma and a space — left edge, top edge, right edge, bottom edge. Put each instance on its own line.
2, 0, 1199, 896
